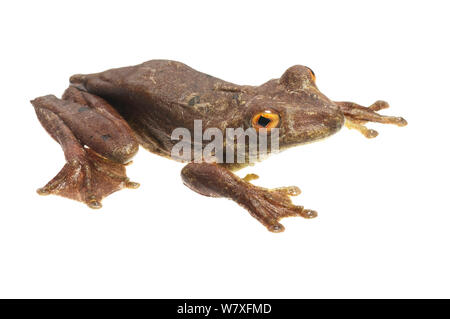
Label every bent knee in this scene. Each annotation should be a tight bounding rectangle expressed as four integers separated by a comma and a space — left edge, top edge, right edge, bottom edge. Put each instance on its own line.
109, 140, 139, 164
81, 126, 138, 164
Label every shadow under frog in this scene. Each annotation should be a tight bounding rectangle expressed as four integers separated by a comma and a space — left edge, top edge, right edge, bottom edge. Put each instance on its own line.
31, 60, 407, 232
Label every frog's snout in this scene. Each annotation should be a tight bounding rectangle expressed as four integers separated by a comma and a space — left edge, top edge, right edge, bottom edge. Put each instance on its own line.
326, 106, 345, 131
303, 105, 344, 131
283, 105, 344, 145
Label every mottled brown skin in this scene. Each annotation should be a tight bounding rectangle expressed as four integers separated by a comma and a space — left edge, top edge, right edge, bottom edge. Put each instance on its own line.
31, 60, 407, 232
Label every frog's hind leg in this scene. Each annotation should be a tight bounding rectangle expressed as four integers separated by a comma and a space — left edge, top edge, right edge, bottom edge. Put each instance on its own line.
31, 87, 139, 209
334, 100, 407, 138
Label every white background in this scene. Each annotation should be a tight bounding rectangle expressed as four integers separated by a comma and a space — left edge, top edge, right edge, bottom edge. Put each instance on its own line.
1, 0, 449, 298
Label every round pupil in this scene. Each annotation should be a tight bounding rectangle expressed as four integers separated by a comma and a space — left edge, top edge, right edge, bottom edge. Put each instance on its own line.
257, 115, 271, 127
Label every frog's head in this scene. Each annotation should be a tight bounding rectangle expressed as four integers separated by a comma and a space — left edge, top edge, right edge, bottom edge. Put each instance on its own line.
245, 65, 344, 151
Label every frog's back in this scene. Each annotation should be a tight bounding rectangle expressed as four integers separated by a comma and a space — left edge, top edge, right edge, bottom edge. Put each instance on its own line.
77, 60, 228, 102
70, 60, 246, 159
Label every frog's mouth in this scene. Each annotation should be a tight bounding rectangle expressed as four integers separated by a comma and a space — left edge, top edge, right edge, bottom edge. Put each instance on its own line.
280, 105, 345, 147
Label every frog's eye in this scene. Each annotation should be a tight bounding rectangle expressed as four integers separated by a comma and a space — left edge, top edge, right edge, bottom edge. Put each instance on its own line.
251, 111, 280, 131
307, 67, 316, 82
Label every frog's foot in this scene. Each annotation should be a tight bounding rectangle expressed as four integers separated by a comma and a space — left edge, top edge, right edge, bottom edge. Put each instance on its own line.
335, 100, 407, 138
37, 148, 139, 209
243, 173, 260, 182
243, 183, 317, 232
345, 119, 379, 138
181, 163, 315, 233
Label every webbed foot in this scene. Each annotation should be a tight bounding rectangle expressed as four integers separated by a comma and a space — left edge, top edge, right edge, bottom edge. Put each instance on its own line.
335, 100, 407, 138
37, 148, 139, 209
242, 183, 317, 232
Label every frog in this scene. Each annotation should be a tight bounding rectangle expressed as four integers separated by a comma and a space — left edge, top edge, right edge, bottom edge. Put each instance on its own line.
31, 60, 407, 232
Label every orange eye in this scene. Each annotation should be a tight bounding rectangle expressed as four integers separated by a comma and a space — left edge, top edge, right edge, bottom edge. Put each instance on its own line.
307, 67, 316, 82
251, 111, 280, 131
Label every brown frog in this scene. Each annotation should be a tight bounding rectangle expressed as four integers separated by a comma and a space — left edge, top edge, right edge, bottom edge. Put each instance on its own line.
31, 60, 407, 232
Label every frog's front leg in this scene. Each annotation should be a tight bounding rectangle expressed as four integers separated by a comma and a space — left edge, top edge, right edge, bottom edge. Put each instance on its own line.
31, 87, 139, 208
181, 163, 317, 233
334, 100, 407, 138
